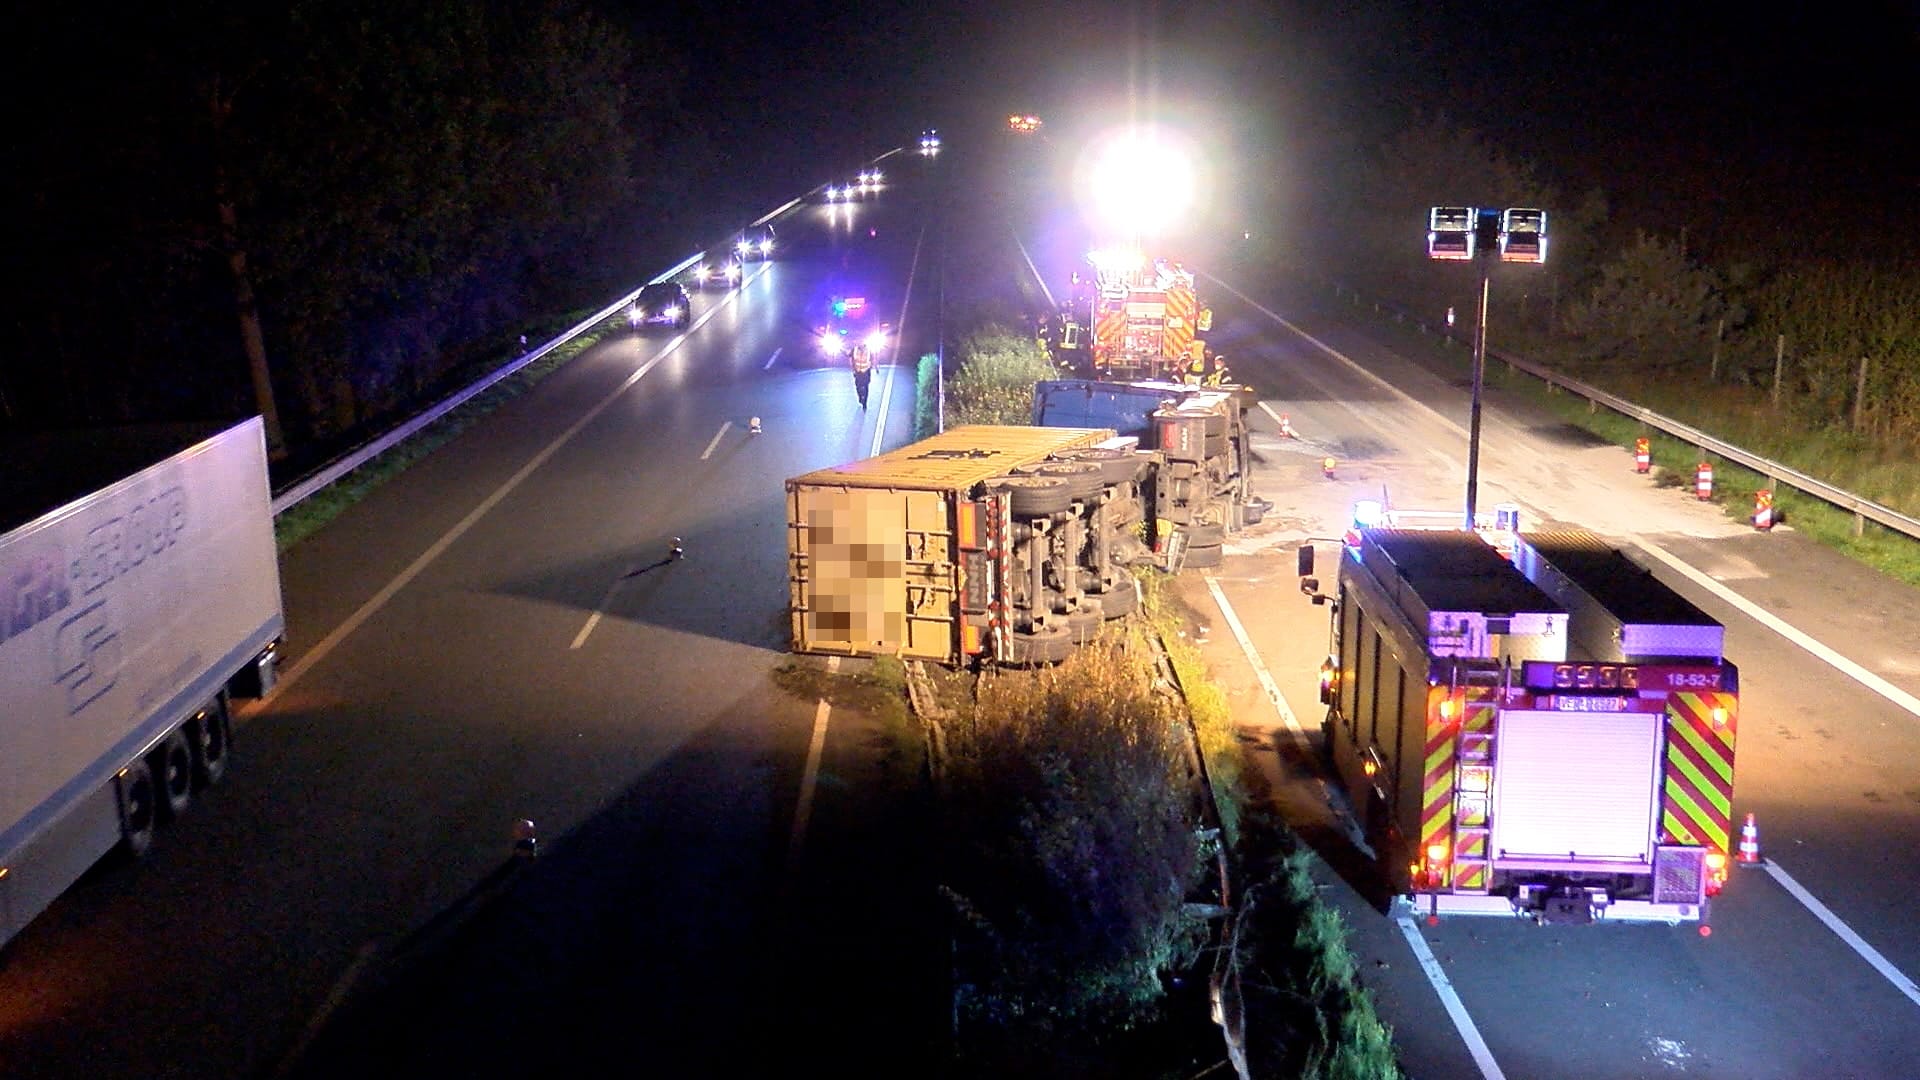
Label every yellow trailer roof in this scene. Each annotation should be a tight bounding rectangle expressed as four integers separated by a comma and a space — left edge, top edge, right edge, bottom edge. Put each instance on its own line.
788, 425, 1114, 492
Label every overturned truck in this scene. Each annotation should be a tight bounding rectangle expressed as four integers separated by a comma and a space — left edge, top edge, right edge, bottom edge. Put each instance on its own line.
793, 418, 1259, 665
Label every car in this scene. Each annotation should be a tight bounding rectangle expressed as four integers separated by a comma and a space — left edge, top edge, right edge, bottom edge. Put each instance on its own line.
688, 252, 743, 290
919, 129, 940, 154
812, 295, 890, 362
628, 281, 690, 331
734, 224, 777, 261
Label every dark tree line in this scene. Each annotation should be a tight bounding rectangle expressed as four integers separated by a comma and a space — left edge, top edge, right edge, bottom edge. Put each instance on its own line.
6, 1, 711, 463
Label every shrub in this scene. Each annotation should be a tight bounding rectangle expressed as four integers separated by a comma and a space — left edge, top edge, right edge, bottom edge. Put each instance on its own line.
946, 325, 1056, 427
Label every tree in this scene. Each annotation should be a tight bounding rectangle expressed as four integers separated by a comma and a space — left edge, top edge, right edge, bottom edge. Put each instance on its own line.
1561, 232, 1733, 369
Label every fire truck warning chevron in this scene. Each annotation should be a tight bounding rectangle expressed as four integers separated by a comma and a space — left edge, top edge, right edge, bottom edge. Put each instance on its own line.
1301, 525, 1739, 925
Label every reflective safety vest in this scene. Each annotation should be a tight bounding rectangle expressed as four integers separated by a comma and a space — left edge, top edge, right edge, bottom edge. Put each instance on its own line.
850, 345, 872, 372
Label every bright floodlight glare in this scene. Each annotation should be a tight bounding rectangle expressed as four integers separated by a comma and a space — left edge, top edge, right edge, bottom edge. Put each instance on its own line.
1088, 129, 1197, 238
759, 238, 773, 254
864, 329, 888, 351
735, 239, 750, 254
818, 329, 843, 355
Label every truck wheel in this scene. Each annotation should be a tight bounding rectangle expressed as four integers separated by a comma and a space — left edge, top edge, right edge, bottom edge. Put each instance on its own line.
997, 476, 1072, 517
152, 728, 195, 821
1096, 582, 1139, 619
1057, 447, 1144, 486
192, 704, 231, 787
117, 759, 159, 858
1006, 624, 1074, 665
1183, 543, 1223, 569
1066, 605, 1104, 643
1026, 460, 1105, 499
1186, 522, 1226, 547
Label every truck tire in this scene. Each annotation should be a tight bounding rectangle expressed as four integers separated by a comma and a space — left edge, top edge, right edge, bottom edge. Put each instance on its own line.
1186, 521, 1226, 547
997, 475, 1072, 517
117, 759, 158, 858
1026, 460, 1105, 500
1066, 604, 1104, 643
1183, 542, 1223, 569
152, 728, 195, 821
192, 704, 231, 787
1006, 624, 1074, 665
1096, 582, 1139, 619
1056, 447, 1144, 486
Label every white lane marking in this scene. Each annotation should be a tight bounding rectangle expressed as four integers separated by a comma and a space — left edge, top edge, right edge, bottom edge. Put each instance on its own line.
570, 562, 643, 650
787, 655, 840, 869
868, 223, 927, 458
1202, 574, 1311, 754
1013, 231, 1056, 308
763, 346, 783, 371
1257, 400, 1289, 429
242, 264, 758, 714
1394, 910, 1509, 1080
699, 421, 732, 461
1216, 274, 1920, 725
1630, 539, 1920, 720
1763, 859, 1920, 1008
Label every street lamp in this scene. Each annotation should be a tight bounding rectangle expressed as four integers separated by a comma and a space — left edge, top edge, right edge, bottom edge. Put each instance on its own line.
1427, 206, 1548, 528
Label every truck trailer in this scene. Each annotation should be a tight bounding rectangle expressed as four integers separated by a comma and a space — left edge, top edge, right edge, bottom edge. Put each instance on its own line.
1, 417, 284, 949
1304, 526, 1738, 924
787, 424, 1173, 666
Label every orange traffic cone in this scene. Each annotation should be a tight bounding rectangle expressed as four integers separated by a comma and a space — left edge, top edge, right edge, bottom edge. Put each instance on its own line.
1280, 414, 1298, 439
1634, 436, 1651, 474
1736, 812, 1762, 867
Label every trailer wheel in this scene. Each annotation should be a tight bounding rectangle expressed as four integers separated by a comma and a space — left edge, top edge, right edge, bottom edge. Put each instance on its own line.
1186, 521, 1225, 547
1183, 543, 1223, 569
1006, 624, 1074, 665
1065, 605, 1104, 643
997, 476, 1072, 517
151, 728, 194, 821
117, 759, 159, 858
1057, 447, 1145, 486
192, 704, 231, 788
1026, 460, 1105, 499
1096, 582, 1139, 619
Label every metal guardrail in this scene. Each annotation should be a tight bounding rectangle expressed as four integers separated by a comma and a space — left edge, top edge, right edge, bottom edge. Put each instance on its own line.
268, 173, 853, 518
1323, 281, 1920, 542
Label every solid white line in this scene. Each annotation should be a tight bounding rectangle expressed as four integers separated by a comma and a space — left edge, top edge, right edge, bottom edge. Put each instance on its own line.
763, 346, 783, 371
1257, 400, 1289, 430
699, 421, 732, 461
241, 265, 755, 715
787, 655, 840, 869
1763, 859, 1920, 1008
1629, 538, 1920, 720
570, 563, 641, 651
1394, 911, 1509, 1080
1202, 574, 1311, 754
868, 223, 926, 458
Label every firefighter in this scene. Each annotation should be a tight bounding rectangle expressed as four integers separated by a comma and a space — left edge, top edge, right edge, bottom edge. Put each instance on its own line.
1203, 352, 1231, 387
1184, 340, 1208, 384
850, 339, 873, 408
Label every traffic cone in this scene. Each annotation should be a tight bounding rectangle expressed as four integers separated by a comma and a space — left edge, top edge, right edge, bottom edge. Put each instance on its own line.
512, 819, 540, 860
749, 416, 763, 435
1695, 461, 1714, 501
1634, 437, 1651, 474
1751, 490, 1774, 531
1280, 414, 1297, 439
1736, 812, 1762, 867
1322, 456, 1337, 480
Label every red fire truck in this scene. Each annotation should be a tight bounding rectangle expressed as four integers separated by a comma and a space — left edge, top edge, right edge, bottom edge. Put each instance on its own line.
1300, 525, 1739, 925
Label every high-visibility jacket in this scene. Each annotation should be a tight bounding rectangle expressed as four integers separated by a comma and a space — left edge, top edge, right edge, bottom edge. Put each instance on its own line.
850, 345, 872, 372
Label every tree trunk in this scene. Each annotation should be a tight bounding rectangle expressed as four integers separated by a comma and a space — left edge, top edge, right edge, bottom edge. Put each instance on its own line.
209, 76, 286, 459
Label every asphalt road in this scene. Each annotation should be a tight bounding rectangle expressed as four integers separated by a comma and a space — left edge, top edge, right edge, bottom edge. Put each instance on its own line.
0, 149, 946, 1077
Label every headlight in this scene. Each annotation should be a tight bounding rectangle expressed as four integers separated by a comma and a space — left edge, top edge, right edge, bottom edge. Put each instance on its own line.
758, 238, 773, 254
627, 308, 642, 325
864, 329, 888, 352
663, 306, 682, 321
826, 186, 840, 200
726, 263, 741, 281
693, 265, 709, 281
818, 329, 844, 355
735, 240, 751, 255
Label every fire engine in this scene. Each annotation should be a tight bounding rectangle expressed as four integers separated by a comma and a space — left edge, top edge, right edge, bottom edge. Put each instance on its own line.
1299, 522, 1740, 925
1051, 250, 1213, 382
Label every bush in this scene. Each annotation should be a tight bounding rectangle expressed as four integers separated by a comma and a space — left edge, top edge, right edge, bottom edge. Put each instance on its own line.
942, 638, 1207, 1036
914, 352, 942, 438
946, 325, 1057, 427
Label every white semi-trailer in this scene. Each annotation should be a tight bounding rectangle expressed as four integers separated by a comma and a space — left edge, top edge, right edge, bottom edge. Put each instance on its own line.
1, 417, 284, 949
